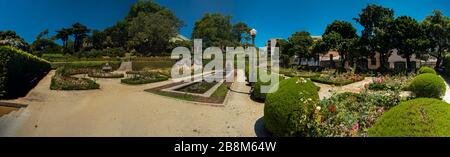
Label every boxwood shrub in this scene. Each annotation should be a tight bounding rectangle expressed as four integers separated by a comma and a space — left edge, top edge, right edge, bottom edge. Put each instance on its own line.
264, 77, 320, 137
417, 66, 436, 75
369, 98, 450, 137
0, 46, 51, 98
409, 73, 446, 99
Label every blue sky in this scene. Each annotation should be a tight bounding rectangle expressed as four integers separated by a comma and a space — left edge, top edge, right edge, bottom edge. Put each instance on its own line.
0, 0, 449, 46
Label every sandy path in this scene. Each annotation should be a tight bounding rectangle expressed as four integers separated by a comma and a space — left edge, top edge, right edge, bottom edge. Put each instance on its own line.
315, 77, 374, 100
1, 71, 263, 137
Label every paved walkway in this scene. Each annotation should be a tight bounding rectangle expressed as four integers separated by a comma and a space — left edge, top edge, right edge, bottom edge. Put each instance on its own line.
0, 70, 263, 137
315, 77, 374, 100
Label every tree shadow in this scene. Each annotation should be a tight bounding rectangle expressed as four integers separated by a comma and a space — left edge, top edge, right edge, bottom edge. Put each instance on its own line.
254, 117, 270, 137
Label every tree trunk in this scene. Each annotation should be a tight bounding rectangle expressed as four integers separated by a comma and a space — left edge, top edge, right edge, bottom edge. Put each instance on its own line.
435, 48, 443, 69
379, 53, 386, 72
406, 55, 411, 73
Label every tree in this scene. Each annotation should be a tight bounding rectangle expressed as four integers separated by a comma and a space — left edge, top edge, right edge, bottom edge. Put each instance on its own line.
276, 39, 291, 67
232, 22, 251, 46
422, 10, 450, 68
192, 13, 236, 49
390, 16, 430, 72
125, 0, 162, 21
36, 29, 49, 40
355, 4, 395, 71
71, 23, 90, 52
53, 28, 71, 49
104, 21, 129, 49
30, 39, 61, 56
322, 20, 358, 69
91, 30, 107, 49
287, 31, 314, 57
127, 12, 181, 55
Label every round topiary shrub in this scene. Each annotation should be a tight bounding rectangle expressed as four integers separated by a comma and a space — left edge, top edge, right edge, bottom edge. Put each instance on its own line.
409, 73, 446, 99
417, 66, 436, 75
264, 77, 320, 137
369, 98, 450, 137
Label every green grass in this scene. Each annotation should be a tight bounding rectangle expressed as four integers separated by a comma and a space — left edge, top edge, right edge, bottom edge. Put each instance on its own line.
176, 81, 217, 94
146, 82, 231, 104
132, 61, 176, 71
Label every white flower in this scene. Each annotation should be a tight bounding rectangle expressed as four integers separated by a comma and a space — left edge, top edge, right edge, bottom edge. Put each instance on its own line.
316, 106, 321, 111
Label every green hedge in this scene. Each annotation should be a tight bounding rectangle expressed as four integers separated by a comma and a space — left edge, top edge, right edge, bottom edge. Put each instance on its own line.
264, 77, 320, 137
369, 98, 450, 137
417, 66, 436, 75
0, 46, 51, 98
51, 61, 121, 70
409, 73, 446, 99
132, 61, 175, 71
121, 77, 168, 85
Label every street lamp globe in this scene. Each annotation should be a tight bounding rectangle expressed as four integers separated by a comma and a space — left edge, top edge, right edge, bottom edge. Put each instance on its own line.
250, 28, 257, 36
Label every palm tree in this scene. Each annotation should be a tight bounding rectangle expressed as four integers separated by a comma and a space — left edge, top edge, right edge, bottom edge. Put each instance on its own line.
54, 28, 71, 49
71, 22, 90, 51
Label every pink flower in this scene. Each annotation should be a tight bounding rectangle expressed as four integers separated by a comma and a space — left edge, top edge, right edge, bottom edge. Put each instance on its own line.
352, 123, 360, 131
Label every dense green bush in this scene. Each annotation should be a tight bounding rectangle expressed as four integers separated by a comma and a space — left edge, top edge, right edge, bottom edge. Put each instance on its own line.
369, 98, 450, 137
311, 74, 364, 86
75, 47, 126, 58
0, 46, 51, 98
409, 73, 446, 99
264, 77, 320, 137
51, 61, 121, 70
417, 66, 436, 75
443, 56, 450, 76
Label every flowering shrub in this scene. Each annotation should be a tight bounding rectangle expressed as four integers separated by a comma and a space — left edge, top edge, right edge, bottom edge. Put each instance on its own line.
316, 90, 401, 137
311, 72, 365, 86
264, 77, 320, 137
367, 75, 414, 91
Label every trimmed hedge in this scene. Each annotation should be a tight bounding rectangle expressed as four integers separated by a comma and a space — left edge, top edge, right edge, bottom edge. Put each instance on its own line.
369, 98, 450, 137
409, 73, 446, 99
264, 77, 320, 137
51, 61, 121, 70
417, 66, 436, 75
121, 71, 169, 85
0, 46, 51, 98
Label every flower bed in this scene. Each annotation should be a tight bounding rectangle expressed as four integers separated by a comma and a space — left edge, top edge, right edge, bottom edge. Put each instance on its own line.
279, 68, 319, 78
88, 72, 124, 78
311, 73, 364, 86
50, 75, 100, 90
121, 71, 169, 85
316, 91, 402, 137
367, 75, 414, 91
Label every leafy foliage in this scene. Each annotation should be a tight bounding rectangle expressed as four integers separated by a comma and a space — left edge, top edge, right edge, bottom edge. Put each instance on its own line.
409, 73, 446, 99
264, 77, 320, 137
417, 66, 437, 75
0, 46, 51, 98
369, 98, 450, 137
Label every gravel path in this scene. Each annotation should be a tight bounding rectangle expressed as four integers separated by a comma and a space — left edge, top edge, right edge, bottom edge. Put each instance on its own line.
0, 70, 263, 137
315, 77, 374, 100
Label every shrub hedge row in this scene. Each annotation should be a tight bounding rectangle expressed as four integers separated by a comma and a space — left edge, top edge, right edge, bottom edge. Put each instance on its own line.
409, 73, 446, 99
0, 46, 51, 98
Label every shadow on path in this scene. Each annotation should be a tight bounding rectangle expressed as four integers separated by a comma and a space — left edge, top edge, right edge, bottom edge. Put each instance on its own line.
254, 117, 270, 137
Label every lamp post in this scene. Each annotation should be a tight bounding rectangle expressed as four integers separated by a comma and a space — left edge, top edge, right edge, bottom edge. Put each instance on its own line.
250, 28, 257, 47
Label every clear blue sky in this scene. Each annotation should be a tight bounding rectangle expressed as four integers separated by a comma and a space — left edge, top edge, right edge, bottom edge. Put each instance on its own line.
0, 0, 448, 46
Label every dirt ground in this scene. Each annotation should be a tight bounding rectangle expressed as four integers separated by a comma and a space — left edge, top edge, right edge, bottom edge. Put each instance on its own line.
1, 70, 264, 137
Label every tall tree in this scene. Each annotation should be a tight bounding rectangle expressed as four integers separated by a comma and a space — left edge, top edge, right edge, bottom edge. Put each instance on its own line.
192, 13, 236, 49
125, 0, 162, 21
422, 10, 450, 68
104, 21, 129, 49
276, 39, 291, 67
71, 23, 90, 52
127, 12, 182, 55
390, 16, 430, 72
322, 20, 358, 69
36, 29, 49, 40
287, 31, 314, 57
232, 22, 251, 46
354, 4, 395, 71
53, 28, 71, 49
91, 30, 107, 49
